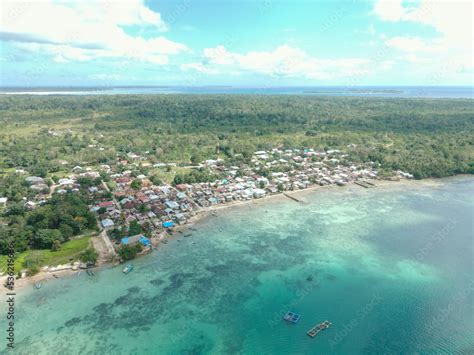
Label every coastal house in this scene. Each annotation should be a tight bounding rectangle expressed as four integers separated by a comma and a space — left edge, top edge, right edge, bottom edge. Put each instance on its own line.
162, 221, 174, 228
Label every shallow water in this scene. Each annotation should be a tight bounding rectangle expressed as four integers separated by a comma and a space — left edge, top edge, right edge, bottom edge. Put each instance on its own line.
6, 178, 474, 354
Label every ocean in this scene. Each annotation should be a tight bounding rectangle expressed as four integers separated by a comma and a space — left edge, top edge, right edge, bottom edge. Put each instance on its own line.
5, 177, 474, 354
0, 86, 472, 98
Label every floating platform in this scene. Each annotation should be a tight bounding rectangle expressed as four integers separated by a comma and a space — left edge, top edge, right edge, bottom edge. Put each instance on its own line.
307, 320, 332, 338
283, 311, 301, 324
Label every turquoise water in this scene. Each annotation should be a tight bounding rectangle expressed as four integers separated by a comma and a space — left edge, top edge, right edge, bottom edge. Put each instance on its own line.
7, 178, 474, 354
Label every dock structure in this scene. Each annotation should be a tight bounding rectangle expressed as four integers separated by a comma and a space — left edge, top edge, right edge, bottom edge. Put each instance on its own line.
354, 181, 371, 188
363, 180, 376, 186
307, 320, 332, 338
283, 311, 301, 324
283, 193, 302, 203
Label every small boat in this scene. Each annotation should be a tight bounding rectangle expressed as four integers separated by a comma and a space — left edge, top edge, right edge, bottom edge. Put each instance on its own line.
86, 269, 95, 276
52, 274, 59, 279
161, 239, 168, 244
184, 233, 192, 238
34, 283, 42, 290
123, 264, 134, 274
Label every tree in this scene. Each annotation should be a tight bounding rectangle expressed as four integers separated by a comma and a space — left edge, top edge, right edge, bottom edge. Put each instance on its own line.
150, 175, 162, 186
117, 244, 142, 261
131, 179, 142, 190
80, 248, 98, 265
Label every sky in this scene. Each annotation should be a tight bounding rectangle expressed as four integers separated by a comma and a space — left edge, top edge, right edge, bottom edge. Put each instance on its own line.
0, 0, 472, 87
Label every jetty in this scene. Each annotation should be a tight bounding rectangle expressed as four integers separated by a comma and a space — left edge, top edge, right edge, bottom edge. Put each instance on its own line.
283, 193, 302, 203
354, 181, 371, 188
363, 180, 376, 186
307, 320, 332, 338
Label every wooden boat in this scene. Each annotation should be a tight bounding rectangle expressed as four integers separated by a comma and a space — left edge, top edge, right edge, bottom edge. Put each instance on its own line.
123, 264, 134, 274
183, 233, 192, 238
34, 283, 42, 290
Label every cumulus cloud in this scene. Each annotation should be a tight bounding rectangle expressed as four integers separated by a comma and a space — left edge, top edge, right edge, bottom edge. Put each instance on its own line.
372, 0, 472, 82
1, 0, 188, 64
184, 44, 371, 80
373, 1, 472, 62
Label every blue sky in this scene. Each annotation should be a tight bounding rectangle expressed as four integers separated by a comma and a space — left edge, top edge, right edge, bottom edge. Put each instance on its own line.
0, 0, 472, 86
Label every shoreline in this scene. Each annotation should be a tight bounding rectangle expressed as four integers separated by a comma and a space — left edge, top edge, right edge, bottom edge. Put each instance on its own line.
5, 175, 468, 293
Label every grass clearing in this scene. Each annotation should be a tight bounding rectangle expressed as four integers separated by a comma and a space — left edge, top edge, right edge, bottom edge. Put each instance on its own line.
0, 234, 93, 273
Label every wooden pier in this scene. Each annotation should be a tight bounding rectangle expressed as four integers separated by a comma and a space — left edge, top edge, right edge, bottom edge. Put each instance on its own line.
283, 193, 302, 203
363, 180, 376, 186
354, 181, 371, 188
307, 320, 332, 338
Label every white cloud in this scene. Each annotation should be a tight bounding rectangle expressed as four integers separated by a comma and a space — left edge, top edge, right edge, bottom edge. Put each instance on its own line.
385, 36, 443, 53
373, 0, 472, 53
372, 0, 473, 82
180, 62, 219, 74
184, 44, 371, 80
1, 0, 188, 64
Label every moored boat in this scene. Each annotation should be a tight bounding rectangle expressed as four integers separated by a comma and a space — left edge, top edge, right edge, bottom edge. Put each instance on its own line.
123, 264, 134, 274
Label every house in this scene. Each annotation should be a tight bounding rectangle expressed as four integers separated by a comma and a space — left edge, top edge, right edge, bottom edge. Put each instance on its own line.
24, 201, 36, 209
121, 234, 149, 246
165, 201, 179, 210
58, 178, 75, 186
162, 221, 174, 228
176, 192, 187, 200
101, 218, 115, 228
175, 213, 186, 223
99, 201, 115, 211
25, 176, 44, 185
253, 188, 266, 198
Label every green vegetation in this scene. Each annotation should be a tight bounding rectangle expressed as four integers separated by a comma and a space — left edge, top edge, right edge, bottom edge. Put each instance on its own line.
0, 95, 471, 180
79, 247, 98, 265
0, 94, 472, 263
117, 244, 143, 261
0, 192, 97, 255
0, 235, 92, 273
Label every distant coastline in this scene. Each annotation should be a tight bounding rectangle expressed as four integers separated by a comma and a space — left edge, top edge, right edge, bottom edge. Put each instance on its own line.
0, 86, 472, 98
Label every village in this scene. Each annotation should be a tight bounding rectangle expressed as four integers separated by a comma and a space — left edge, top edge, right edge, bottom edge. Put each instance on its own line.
11, 146, 413, 267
